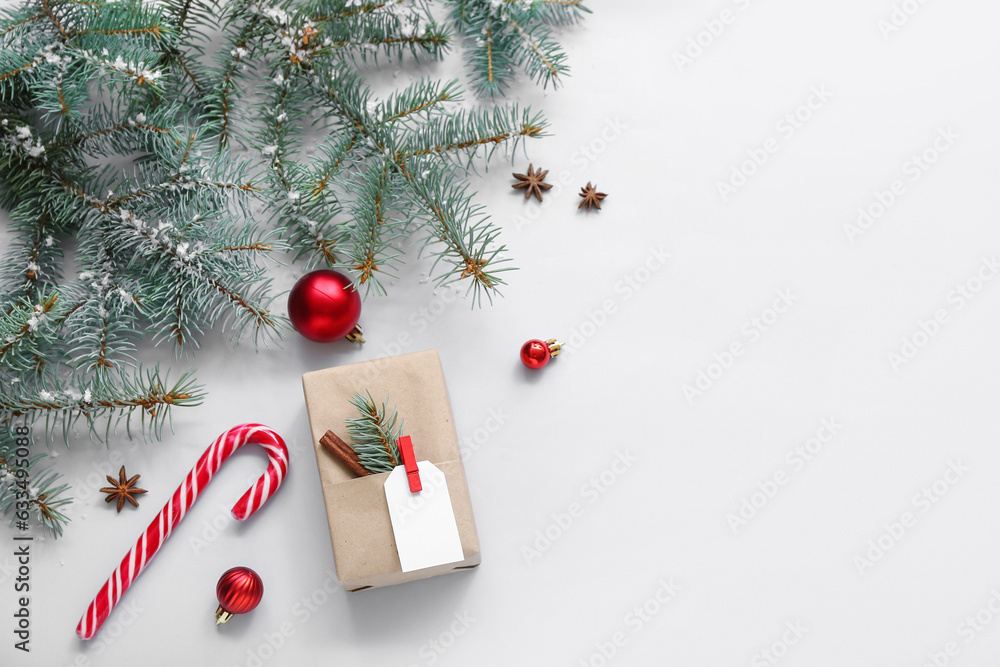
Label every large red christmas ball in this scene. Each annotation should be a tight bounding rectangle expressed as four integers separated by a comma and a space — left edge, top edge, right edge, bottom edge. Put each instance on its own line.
215, 566, 263, 625
287, 270, 361, 342
520, 339, 552, 369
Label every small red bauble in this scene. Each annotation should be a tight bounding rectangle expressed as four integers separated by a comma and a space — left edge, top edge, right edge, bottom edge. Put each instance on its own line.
215, 566, 264, 626
520, 339, 562, 369
287, 269, 363, 342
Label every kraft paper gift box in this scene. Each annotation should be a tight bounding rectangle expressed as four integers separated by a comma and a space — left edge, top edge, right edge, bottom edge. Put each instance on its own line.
302, 349, 481, 591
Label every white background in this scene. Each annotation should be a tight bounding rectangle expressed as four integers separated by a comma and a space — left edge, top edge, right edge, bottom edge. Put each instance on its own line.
6, 1, 1000, 665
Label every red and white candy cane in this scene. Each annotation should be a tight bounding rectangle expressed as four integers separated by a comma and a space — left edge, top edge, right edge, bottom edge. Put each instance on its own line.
76, 423, 289, 640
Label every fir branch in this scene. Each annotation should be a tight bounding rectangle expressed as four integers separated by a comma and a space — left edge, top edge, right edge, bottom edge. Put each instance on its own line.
399, 161, 512, 303
326, 33, 448, 51
376, 78, 462, 126
0, 54, 47, 84
531, 0, 590, 26
173, 0, 196, 30
0, 427, 71, 536
339, 159, 403, 294
60, 179, 107, 212
77, 26, 165, 38
260, 68, 348, 268
0, 202, 62, 308
306, 1, 449, 63
39, 0, 70, 40
72, 120, 174, 149
77, 48, 167, 89
398, 104, 547, 165
70, 0, 172, 44
34, 51, 88, 120
109, 208, 283, 346
158, 0, 214, 96
2, 13, 44, 37
202, 7, 264, 147
345, 391, 401, 473
103, 176, 258, 209
506, 17, 567, 88
162, 0, 216, 33
169, 49, 204, 94
63, 250, 142, 375
309, 0, 407, 22
445, 0, 586, 96
0, 293, 59, 369
0, 367, 204, 441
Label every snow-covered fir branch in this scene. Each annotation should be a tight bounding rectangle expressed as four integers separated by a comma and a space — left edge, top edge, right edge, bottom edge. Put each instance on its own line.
0, 0, 586, 534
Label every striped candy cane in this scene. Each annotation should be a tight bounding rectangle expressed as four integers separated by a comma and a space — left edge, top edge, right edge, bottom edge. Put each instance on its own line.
76, 423, 289, 640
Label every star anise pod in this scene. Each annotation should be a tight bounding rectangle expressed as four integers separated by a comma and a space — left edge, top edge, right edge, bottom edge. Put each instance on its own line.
578, 182, 607, 211
511, 164, 553, 202
100, 466, 148, 513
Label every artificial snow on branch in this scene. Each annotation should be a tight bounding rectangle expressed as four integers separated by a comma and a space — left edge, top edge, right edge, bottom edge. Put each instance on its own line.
0, 0, 586, 534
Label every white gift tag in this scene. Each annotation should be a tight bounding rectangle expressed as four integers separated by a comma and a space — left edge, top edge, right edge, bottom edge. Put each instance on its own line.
384, 461, 465, 572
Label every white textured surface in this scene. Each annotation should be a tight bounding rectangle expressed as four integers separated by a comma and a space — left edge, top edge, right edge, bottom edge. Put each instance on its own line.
6, 1, 1000, 665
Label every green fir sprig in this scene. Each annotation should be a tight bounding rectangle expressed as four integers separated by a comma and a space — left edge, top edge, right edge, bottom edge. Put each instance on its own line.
445, 0, 590, 97
345, 391, 402, 474
0, 426, 71, 535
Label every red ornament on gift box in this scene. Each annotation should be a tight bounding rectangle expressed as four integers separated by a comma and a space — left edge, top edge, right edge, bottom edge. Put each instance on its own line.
520, 339, 562, 369
215, 566, 264, 626
287, 269, 364, 342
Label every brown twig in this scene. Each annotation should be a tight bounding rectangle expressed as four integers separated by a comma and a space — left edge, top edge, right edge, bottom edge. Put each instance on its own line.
485, 27, 494, 84
0, 55, 45, 83
77, 26, 163, 38
509, 18, 558, 79
172, 51, 203, 94
2, 13, 43, 36
311, 0, 404, 22
327, 34, 448, 50
39, 0, 69, 40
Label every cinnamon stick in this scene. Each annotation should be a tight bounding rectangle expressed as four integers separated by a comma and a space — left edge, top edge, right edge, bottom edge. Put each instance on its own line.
320, 430, 369, 477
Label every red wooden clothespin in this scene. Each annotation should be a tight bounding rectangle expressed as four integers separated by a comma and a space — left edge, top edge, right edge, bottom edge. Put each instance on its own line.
398, 435, 422, 493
